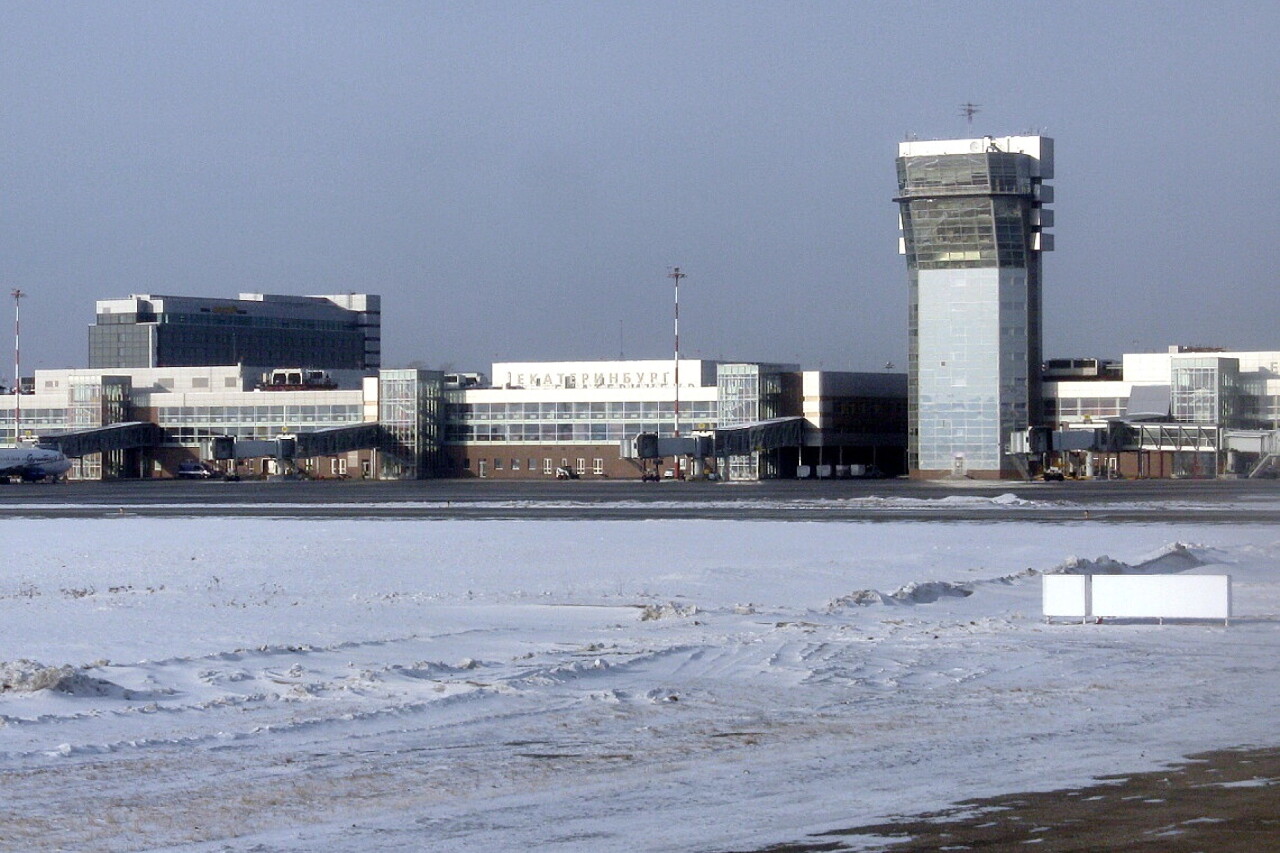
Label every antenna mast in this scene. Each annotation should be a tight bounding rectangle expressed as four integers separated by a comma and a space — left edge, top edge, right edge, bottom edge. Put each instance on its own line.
11, 288, 23, 446
960, 102, 981, 129
668, 267, 687, 477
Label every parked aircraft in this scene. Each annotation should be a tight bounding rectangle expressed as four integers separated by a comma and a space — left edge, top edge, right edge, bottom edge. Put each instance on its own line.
0, 446, 71, 482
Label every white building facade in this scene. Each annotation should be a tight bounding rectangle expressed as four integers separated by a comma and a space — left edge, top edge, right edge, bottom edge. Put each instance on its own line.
444, 359, 722, 479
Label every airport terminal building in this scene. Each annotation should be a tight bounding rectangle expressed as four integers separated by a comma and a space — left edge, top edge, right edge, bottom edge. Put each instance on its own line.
1041, 347, 1280, 479
444, 360, 906, 480
10, 342, 1268, 483
1, 354, 908, 482
1, 285, 1272, 483
4, 247, 1276, 482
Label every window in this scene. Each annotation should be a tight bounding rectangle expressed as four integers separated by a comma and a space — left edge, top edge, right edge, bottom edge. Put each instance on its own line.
593, 458, 604, 475
511, 458, 520, 471
494, 458, 504, 470
576, 457, 586, 474
543, 458, 553, 475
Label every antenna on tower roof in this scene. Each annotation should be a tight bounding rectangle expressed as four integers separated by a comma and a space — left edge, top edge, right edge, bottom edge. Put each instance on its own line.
960, 102, 981, 128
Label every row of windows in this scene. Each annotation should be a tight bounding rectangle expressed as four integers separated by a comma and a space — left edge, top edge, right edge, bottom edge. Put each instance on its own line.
897, 153, 1033, 196
446, 422, 701, 443
155, 405, 361, 424
1046, 398, 1127, 416
901, 196, 1033, 270
149, 313, 351, 332
165, 426, 286, 443
0, 408, 69, 426
832, 400, 909, 417
465, 457, 607, 475
449, 401, 717, 420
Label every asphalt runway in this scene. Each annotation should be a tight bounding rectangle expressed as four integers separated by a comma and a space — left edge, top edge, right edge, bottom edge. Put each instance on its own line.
0, 477, 1277, 522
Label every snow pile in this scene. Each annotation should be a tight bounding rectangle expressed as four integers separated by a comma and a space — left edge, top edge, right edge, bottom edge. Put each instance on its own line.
1051, 542, 1207, 576
827, 588, 888, 608
889, 579, 974, 603
638, 601, 698, 620
0, 660, 121, 697
828, 580, 973, 609
937, 492, 1032, 506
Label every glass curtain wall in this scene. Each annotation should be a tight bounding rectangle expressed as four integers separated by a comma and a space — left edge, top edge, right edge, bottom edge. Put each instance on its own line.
379, 369, 444, 479
67, 376, 134, 478
717, 364, 786, 480
1172, 358, 1240, 426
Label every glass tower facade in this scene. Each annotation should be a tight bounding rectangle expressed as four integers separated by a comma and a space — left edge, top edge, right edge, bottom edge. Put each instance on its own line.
378, 368, 445, 479
1171, 357, 1240, 427
895, 136, 1053, 477
716, 363, 791, 480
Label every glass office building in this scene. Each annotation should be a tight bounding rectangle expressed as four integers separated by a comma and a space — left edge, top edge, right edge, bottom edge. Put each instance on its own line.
895, 136, 1054, 477
88, 293, 380, 372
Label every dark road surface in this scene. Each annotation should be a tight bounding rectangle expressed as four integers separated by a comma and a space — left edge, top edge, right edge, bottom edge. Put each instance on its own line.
1, 477, 1277, 522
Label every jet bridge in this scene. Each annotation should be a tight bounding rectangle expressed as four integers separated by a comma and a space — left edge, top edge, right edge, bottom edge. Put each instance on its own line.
40, 422, 166, 458
36, 422, 166, 480
713, 417, 806, 457
1223, 429, 1280, 478
212, 423, 387, 477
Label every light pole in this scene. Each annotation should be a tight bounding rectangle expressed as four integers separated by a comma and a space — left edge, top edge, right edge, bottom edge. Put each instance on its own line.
11, 288, 23, 446
667, 267, 686, 478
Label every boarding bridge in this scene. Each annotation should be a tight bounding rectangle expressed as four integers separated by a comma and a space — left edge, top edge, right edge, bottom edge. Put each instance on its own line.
212, 424, 386, 476
619, 420, 807, 480
1224, 429, 1280, 478
713, 417, 806, 457
1251, 430, 1280, 478
35, 422, 166, 480
294, 423, 384, 458
40, 422, 166, 458
1132, 424, 1219, 452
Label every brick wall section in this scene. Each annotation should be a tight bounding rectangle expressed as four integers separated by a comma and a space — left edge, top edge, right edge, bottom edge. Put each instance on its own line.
443, 445, 648, 479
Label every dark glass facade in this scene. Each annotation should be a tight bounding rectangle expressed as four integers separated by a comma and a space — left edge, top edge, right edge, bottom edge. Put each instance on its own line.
88, 295, 377, 371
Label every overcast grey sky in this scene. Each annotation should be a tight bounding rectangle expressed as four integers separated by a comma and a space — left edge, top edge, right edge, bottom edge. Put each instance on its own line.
3, 1, 1278, 376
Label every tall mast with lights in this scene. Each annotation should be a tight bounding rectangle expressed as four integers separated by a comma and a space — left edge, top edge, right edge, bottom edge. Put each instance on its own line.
668, 266, 686, 448
11, 288, 23, 445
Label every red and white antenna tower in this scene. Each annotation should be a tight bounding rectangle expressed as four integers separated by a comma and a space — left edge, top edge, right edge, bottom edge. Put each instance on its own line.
668, 267, 687, 478
11, 288, 24, 445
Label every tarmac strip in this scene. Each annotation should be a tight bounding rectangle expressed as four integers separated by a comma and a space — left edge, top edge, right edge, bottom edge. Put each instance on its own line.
2, 504, 1280, 524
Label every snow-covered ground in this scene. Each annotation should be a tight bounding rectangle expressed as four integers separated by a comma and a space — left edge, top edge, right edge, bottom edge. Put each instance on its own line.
1, 508, 1277, 851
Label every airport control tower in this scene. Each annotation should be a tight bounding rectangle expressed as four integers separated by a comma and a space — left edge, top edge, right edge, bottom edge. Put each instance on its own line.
894, 135, 1054, 478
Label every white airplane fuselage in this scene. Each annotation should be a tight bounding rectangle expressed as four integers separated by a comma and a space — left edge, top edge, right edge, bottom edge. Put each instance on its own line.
0, 446, 72, 481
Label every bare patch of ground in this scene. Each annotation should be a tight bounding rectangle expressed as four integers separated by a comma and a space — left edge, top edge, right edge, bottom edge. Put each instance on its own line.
736, 746, 1280, 852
